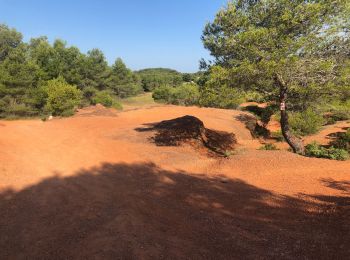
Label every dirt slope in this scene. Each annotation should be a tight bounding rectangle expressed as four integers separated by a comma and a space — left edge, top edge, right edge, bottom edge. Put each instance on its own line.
0, 105, 349, 259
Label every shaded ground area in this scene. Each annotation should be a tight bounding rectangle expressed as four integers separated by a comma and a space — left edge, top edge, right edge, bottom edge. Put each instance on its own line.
0, 162, 349, 259
136, 115, 236, 156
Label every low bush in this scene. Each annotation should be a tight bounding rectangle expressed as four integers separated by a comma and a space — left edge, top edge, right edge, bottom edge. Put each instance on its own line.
170, 82, 200, 106
152, 85, 174, 103
92, 90, 114, 107
289, 108, 325, 136
91, 90, 122, 109
259, 143, 279, 150
305, 141, 349, 161
43, 78, 82, 117
327, 100, 350, 121
153, 83, 200, 106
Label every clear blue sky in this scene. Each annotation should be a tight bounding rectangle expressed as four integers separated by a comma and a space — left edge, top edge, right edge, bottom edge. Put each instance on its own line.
0, 0, 226, 72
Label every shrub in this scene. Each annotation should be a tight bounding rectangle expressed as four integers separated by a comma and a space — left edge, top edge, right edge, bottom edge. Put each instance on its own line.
91, 90, 122, 109
153, 83, 200, 106
0, 95, 38, 118
92, 90, 114, 107
82, 86, 97, 101
305, 141, 349, 161
289, 108, 325, 136
112, 101, 123, 110
327, 100, 350, 121
170, 82, 199, 106
259, 143, 278, 150
43, 78, 82, 116
152, 85, 174, 103
331, 128, 350, 152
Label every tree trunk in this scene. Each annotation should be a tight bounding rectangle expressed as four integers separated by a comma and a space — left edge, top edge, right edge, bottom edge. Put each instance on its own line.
275, 73, 305, 155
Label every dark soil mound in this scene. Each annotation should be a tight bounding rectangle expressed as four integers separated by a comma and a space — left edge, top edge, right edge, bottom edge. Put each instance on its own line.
149, 115, 237, 155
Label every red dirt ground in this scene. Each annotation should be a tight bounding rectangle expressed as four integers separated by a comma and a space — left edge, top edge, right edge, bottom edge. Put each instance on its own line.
0, 105, 349, 259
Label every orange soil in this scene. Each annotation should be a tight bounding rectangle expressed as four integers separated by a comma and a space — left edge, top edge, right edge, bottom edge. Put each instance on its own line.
0, 105, 349, 259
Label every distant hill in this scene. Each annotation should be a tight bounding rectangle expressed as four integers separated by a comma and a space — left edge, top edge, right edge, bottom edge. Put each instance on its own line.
135, 68, 183, 91
135, 68, 201, 91
136, 68, 181, 75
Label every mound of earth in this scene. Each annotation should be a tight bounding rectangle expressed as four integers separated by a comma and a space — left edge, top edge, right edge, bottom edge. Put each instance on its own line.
148, 115, 237, 155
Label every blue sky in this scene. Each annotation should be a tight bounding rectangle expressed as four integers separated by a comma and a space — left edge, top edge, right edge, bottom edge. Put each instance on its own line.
0, 0, 226, 72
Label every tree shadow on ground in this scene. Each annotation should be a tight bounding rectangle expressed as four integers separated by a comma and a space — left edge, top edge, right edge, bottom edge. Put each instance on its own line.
0, 163, 348, 259
320, 178, 350, 194
235, 113, 270, 139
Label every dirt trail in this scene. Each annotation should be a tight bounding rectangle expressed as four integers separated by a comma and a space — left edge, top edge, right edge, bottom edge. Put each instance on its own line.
0, 105, 349, 259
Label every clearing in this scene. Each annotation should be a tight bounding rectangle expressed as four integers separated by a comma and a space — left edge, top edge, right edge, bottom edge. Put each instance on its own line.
0, 104, 349, 259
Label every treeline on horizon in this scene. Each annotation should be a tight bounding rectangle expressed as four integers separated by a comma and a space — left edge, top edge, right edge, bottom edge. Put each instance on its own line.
0, 24, 200, 118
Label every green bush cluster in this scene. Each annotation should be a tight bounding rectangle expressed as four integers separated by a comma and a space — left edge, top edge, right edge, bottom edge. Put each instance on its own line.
152, 83, 200, 106
43, 78, 82, 116
305, 142, 349, 161
289, 108, 325, 136
91, 90, 122, 109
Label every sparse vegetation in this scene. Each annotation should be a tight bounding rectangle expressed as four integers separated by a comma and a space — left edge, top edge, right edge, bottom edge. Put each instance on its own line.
331, 128, 350, 152
259, 143, 278, 151
305, 141, 349, 161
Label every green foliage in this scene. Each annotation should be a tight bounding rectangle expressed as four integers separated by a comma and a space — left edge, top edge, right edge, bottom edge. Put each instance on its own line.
43, 78, 82, 116
153, 83, 200, 106
199, 66, 245, 109
121, 93, 156, 107
0, 24, 142, 118
90, 90, 122, 110
242, 104, 278, 126
82, 86, 97, 101
136, 68, 183, 91
331, 128, 350, 152
305, 142, 349, 161
108, 58, 143, 98
170, 83, 200, 106
326, 100, 350, 121
91, 90, 114, 107
259, 143, 278, 150
152, 85, 174, 103
289, 108, 325, 136
0, 24, 22, 62
244, 91, 266, 103
201, 0, 350, 155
